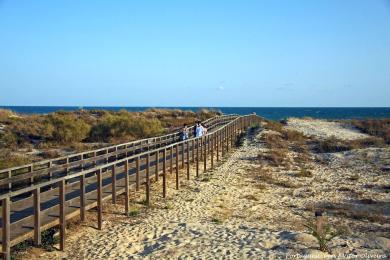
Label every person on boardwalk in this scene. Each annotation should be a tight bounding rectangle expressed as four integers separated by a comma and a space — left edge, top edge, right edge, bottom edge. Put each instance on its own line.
195, 121, 203, 137
181, 124, 189, 140
201, 123, 208, 135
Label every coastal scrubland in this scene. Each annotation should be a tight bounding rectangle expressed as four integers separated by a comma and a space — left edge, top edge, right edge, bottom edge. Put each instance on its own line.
14, 116, 388, 259
0, 108, 220, 169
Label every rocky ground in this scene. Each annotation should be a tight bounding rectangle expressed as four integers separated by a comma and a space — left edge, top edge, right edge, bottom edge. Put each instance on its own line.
18, 119, 389, 259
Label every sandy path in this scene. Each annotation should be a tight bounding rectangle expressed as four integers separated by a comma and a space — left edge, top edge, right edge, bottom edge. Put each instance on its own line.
27, 126, 389, 259
286, 118, 369, 140
38, 134, 299, 259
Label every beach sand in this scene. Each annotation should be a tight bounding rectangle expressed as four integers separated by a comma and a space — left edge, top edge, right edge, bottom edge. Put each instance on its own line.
20, 119, 389, 259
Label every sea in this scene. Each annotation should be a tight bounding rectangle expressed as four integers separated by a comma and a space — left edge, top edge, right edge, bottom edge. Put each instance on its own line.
1, 106, 390, 120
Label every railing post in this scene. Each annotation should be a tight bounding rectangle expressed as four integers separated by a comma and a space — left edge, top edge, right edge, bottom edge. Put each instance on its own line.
2, 197, 10, 260
7, 170, 11, 191
145, 153, 150, 206
65, 158, 69, 176
203, 136, 207, 173
155, 151, 159, 181
226, 126, 229, 152
186, 141, 190, 180
192, 139, 195, 162
80, 174, 86, 221
181, 142, 185, 169
97, 169, 103, 230
112, 165, 116, 204
124, 160, 129, 215
136, 156, 140, 191
48, 161, 53, 181
217, 131, 220, 161
230, 123, 233, 145
170, 146, 173, 175
33, 187, 41, 246
59, 180, 66, 251
175, 144, 179, 190
221, 128, 225, 158
226, 127, 229, 153
162, 148, 167, 198
211, 134, 214, 168
207, 134, 210, 155
29, 165, 34, 185
196, 139, 199, 177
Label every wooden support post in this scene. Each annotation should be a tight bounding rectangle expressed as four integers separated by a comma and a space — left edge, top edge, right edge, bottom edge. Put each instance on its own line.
97, 169, 103, 230
48, 161, 53, 180
124, 160, 129, 215
7, 170, 11, 191
181, 142, 185, 169
203, 137, 207, 172
112, 165, 116, 204
65, 158, 69, 176
192, 139, 195, 162
175, 144, 179, 190
29, 165, 34, 185
145, 153, 150, 206
59, 180, 66, 251
226, 127, 229, 153
33, 188, 41, 246
136, 156, 140, 191
80, 175, 86, 221
196, 139, 199, 177
231, 124, 235, 147
93, 151, 97, 167
2, 197, 10, 260
162, 149, 167, 198
211, 134, 214, 168
170, 146, 173, 175
217, 131, 220, 161
155, 151, 159, 181
221, 129, 225, 158
186, 141, 190, 180
207, 134, 210, 155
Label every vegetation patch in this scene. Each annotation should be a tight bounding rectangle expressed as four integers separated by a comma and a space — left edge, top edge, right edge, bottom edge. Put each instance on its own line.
0, 108, 221, 170
315, 136, 385, 153
350, 118, 390, 144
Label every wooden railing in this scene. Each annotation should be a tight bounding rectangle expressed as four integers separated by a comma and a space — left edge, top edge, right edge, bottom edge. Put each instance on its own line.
0, 114, 261, 259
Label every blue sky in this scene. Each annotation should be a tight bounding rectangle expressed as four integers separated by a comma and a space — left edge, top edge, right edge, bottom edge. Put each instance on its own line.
0, 0, 389, 107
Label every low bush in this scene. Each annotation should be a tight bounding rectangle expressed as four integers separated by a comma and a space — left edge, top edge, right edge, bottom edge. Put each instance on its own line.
0, 150, 31, 170
351, 119, 390, 144
257, 148, 288, 166
316, 136, 385, 153
45, 113, 91, 143
296, 167, 313, 177
90, 111, 165, 142
303, 214, 345, 253
261, 132, 288, 150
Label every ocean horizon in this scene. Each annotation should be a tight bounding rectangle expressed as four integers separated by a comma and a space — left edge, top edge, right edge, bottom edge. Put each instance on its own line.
1, 106, 390, 120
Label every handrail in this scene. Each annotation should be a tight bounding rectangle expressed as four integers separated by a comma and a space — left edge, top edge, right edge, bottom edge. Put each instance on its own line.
0, 114, 250, 201
0, 114, 238, 174
0, 114, 239, 193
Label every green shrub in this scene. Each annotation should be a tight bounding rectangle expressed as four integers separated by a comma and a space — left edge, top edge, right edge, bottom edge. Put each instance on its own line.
0, 150, 31, 170
303, 215, 345, 253
0, 131, 17, 148
90, 111, 165, 142
46, 113, 90, 143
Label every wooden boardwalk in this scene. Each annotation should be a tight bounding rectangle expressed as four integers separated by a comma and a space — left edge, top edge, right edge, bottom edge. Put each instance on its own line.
0, 114, 260, 259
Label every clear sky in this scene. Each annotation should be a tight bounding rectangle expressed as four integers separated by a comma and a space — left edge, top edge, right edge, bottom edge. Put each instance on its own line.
0, 0, 389, 107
